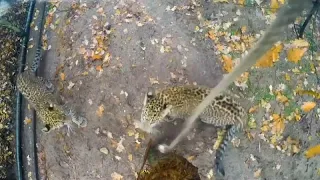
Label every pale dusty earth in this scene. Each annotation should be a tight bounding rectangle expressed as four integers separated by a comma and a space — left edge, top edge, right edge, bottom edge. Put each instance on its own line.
19, 0, 320, 180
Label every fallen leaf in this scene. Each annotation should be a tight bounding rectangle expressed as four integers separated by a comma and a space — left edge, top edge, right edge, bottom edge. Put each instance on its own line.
207, 30, 216, 40
301, 102, 316, 112
221, 55, 233, 73
128, 154, 133, 161
287, 47, 308, 63
291, 39, 309, 47
103, 53, 111, 66
270, 0, 280, 13
255, 43, 283, 68
92, 54, 103, 61
60, 73, 66, 81
187, 155, 196, 161
100, 147, 109, 155
276, 94, 288, 103
305, 144, 320, 159
149, 77, 159, 85
271, 114, 285, 135
24, 117, 32, 125
238, 0, 245, 6
116, 137, 125, 153
111, 172, 123, 180
248, 118, 257, 129
249, 105, 258, 113
261, 125, 269, 132
254, 168, 262, 178
96, 105, 105, 117
285, 73, 291, 81
78, 47, 86, 54
96, 65, 103, 71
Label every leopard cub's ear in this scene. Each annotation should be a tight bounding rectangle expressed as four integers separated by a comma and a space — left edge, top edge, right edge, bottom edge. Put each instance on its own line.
146, 87, 155, 98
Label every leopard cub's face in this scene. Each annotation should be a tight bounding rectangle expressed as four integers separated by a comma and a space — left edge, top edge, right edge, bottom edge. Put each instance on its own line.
140, 89, 166, 125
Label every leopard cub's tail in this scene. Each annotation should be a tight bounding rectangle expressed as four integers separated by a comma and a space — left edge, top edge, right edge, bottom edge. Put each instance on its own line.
215, 124, 238, 176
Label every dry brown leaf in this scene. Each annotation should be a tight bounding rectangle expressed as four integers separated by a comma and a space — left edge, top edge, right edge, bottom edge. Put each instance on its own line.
78, 47, 86, 54
305, 144, 320, 159
255, 43, 283, 68
221, 55, 233, 73
60, 73, 66, 81
96, 105, 105, 117
301, 102, 316, 112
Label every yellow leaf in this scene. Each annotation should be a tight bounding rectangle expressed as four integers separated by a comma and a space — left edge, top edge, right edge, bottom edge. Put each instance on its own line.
291, 39, 309, 47
271, 114, 285, 135
301, 102, 316, 112
285, 73, 291, 81
249, 105, 258, 113
24, 117, 32, 125
272, 114, 280, 120
287, 47, 308, 63
187, 155, 196, 161
92, 54, 103, 61
270, 0, 280, 13
207, 30, 216, 40
305, 144, 320, 159
276, 94, 288, 103
115, 9, 121, 16
96, 105, 105, 117
261, 125, 269, 132
221, 55, 233, 73
194, 26, 200, 32
236, 72, 249, 84
60, 73, 66, 81
241, 26, 247, 33
248, 118, 257, 129
255, 43, 283, 68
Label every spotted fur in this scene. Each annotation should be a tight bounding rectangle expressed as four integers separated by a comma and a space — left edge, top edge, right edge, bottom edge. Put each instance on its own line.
16, 46, 87, 133
140, 85, 247, 176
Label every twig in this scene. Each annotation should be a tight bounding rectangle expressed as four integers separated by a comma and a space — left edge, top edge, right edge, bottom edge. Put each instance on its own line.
137, 139, 152, 179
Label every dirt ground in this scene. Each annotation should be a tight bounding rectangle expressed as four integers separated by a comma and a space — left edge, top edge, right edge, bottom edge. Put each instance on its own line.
23, 0, 320, 180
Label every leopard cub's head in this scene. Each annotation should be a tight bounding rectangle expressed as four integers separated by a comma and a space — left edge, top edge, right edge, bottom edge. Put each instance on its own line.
140, 87, 168, 125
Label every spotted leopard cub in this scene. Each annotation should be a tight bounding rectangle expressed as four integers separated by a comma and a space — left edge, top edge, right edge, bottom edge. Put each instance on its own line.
138, 85, 247, 177
16, 71, 88, 134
